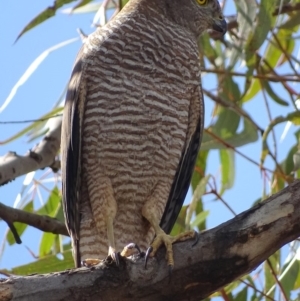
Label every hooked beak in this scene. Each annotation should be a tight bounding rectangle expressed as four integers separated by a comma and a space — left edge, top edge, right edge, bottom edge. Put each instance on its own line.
212, 18, 227, 35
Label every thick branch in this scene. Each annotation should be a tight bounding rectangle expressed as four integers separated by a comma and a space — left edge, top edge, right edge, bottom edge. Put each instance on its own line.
0, 116, 62, 186
0, 202, 68, 237
1, 180, 299, 301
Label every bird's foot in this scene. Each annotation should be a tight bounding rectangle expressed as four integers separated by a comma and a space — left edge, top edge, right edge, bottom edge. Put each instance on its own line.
120, 243, 143, 257
145, 230, 198, 271
81, 247, 119, 267
82, 258, 102, 267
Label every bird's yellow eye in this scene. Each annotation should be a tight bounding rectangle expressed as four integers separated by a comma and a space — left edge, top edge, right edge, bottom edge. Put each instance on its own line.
196, 0, 207, 5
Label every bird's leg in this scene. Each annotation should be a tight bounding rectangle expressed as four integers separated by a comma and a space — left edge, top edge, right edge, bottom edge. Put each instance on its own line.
106, 216, 119, 265
83, 176, 118, 267
142, 186, 197, 270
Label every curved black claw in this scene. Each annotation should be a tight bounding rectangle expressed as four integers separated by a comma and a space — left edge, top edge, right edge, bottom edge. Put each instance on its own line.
144, 246, 153, 269
121, 242, 144, 258
127, 243, 142, 255
191, 231, 199, 247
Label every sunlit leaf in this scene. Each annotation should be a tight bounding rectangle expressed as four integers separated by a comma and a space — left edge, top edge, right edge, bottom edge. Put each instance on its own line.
263, 28, 294, 69
190, 210, 209, 229
219, 149, 235, 195
71, 0, 93, 11
16, 1, 77, 41
37, 186, 61, 217
39, 232, 58, 257
241, 78, 261, 102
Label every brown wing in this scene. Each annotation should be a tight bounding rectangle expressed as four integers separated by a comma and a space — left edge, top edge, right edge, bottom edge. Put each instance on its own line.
61, 47, 85, 267
160, 89, 204, 234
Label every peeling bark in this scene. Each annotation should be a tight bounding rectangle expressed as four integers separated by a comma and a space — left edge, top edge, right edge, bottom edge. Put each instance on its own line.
1, 180, 299, 301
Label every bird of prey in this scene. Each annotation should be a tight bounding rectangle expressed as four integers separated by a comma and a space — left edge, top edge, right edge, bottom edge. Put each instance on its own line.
61, 0, 226, 268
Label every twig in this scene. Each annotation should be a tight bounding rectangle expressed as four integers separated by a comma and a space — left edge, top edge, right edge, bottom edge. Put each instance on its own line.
5, 221, 22, 244
202, 69, 300, 82
239, 279, 276, 301
266, 259, 289, 301
0, 202, 68, 238
0, 114, 62, 125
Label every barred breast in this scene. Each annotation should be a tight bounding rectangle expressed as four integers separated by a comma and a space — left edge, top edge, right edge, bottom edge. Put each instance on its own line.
79, 3, 201, 259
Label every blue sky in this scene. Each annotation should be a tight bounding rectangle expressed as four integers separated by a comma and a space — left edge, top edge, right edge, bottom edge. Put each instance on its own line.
0, 0, 299, 276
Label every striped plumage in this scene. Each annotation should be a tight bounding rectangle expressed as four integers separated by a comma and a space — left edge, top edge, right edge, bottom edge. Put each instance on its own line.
61, 0, 226, 267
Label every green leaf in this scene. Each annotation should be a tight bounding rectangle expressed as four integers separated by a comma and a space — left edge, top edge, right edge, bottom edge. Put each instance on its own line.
0, 106, 63, 145
234, 286, 247, 301
120, 0, 129, 9
262, 80, 289, 106
245, 0, 274, 64
6, 201, 33, 245
279, 12, 300, 30
213, 108, 240, 139
171, 205, 188, 236
219, 77, 241, 104
71, 0, 93, 11
37, 186, 61, 217
228, 0, 257, 68
186, 175, 210, 228
261, 112, 300, 165
16, 0, 77, 41
219, 149, 235, 194
191, 150, 209, 191
264, 252, 280, 298
263, 28, 295, 69
199, 33, 218, 63
294, 260, 300, 289
39, 232, 58, 257
242, 79, 261, 103
280, 259, 299, 297
202, 118, 258, 150
190, 210, 209, 229
4, 249, 74, 275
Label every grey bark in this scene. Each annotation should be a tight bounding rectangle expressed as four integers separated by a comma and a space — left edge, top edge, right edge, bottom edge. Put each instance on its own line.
1, 180, 299, 301
0, 116, 62, 186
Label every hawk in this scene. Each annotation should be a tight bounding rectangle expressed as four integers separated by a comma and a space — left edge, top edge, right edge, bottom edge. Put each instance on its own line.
61, 0, 226, 268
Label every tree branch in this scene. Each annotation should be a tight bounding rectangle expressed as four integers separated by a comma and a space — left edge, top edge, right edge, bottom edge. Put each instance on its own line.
0, 116, 62, 186
0, 202, 68, 238
1, 180, 299, 301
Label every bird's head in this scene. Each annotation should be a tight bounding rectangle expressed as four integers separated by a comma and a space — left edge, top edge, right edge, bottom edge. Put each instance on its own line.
165, 0, 227, 37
